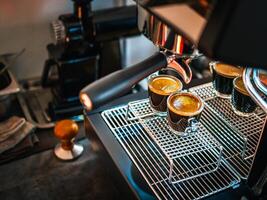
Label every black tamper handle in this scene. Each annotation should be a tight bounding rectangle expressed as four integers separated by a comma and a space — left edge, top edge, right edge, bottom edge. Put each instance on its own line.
80, 52, 167, 111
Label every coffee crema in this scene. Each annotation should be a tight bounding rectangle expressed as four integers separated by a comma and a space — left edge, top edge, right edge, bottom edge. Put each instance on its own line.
168, 93, 203, 116
234, 77, 249, 96
213, 63, 243, 78
148, 76, 182, 96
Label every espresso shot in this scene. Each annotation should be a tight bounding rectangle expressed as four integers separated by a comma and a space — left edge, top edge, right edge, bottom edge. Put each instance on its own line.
148, 75, 182, 114
210, 62, 243, 98
167, 92, 204, 136
231, 77, 257, 116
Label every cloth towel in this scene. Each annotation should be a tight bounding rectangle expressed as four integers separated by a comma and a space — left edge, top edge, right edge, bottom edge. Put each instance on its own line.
0, 116, 36, 154
0, 116, 26, 142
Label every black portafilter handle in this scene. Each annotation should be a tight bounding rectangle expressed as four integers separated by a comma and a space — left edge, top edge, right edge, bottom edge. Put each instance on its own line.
80, 52, 167, 111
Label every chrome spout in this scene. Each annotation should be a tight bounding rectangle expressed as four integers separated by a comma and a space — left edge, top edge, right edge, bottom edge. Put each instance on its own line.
166, 53, 193, 84
243, 68, 267, 113
253, 69, 267, 96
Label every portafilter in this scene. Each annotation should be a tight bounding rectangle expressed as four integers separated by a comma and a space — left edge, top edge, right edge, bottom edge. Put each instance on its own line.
80, 50, 196, 111
79, 4, 198, 111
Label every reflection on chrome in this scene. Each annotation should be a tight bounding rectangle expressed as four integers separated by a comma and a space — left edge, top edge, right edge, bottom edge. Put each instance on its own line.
253, 69, 267, 95
243, 68, 267, 113
138, 5, 192, 55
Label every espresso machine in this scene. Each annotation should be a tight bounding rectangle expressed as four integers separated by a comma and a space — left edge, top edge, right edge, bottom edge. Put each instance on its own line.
78, 0, 267, 199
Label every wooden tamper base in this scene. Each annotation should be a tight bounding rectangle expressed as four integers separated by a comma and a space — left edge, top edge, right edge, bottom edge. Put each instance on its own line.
54, 120, 84, 160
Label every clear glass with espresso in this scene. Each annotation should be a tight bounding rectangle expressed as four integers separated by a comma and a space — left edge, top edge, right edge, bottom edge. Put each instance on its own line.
148, 75, 182, 115
167, 92, 204, 136
210, 62, 243, 98
231, 77, 257, 117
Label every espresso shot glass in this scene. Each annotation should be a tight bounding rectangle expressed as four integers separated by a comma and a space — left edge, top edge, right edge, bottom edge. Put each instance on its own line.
231, 77, 257, 117
148, 75, 183, 115
167, 92, 204, 136
210, 62, 243, 98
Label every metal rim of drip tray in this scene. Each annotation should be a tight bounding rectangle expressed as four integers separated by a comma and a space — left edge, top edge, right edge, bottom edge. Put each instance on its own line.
101, 82, 266, 200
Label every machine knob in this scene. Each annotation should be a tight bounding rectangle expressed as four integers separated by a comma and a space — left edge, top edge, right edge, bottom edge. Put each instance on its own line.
50, 20, 66, 45
54, 120, 83, 160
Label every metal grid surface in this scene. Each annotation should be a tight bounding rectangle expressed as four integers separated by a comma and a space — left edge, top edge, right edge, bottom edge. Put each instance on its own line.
101, 82, 266, 199
127, 99, 153, 121
189, 83, 216, 100
205, 98, 264, 158
201, 107, 257, 179
190, 83, 266, 179
102, 106, 240, 200
126, 97, 263, 179
127, 97, 264, 162
190, 83, 266, 178
141, 117, 223, 183
201, 107, 247, 158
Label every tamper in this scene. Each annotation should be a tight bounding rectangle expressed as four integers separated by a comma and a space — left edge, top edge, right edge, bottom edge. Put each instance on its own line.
54, 119, 83, 160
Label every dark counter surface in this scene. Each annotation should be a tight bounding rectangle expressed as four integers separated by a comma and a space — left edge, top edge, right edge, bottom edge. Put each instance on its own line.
0, 139, 121, 200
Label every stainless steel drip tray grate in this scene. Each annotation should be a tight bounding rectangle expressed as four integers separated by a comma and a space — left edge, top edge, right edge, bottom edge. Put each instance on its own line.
193, 90, 265, 160
141, 117, 223, 184
101, 83, 266, 199
189, 82, 216, 100
142, 117, 221, 159
126, 99, 260, 162
205, 97, 265, 140
189, 83, 266, 178
102, 106, 240, 200
127, 99, 153, 121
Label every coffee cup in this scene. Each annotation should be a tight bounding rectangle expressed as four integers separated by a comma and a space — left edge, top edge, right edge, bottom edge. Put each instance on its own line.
167, 92, 204, 136
231, 76, 257, 116
210, 62, 243, 98
148, 74, 183, 115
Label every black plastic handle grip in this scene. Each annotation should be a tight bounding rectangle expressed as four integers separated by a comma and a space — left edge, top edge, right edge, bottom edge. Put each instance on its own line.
80, 52, 167, 110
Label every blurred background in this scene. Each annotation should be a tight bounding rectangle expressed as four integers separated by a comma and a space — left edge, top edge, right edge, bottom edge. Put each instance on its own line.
0, 0, 157, 80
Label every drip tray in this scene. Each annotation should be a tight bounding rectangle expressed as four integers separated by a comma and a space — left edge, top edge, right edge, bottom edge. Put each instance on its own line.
101, 83, 266, 200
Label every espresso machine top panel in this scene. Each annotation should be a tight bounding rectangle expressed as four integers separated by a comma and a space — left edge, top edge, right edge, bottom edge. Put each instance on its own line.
135, 0, 267, 69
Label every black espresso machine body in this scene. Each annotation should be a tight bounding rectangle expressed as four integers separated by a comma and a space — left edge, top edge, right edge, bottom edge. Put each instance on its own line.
135, 0, 267, 69
80, 1, 267, 199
